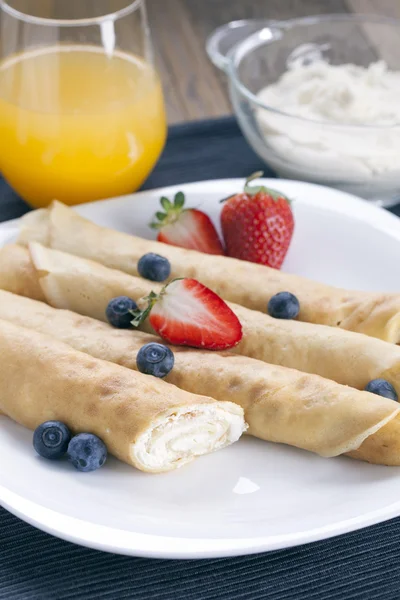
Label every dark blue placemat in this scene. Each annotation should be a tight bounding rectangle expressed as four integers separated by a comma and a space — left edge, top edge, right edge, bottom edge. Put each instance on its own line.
1, 116, 400, 600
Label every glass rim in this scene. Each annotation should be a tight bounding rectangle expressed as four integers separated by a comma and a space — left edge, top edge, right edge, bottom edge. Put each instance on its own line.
0, 0, 142, 26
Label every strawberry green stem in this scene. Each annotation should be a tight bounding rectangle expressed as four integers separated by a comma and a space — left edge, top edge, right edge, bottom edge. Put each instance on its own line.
245, 171, 264, 186
130, 278, 185, 328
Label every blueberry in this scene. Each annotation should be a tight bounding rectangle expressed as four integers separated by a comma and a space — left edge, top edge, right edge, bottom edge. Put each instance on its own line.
365, 379, 398, 401
106, 296, 137, 328
267, 292, 300, 320
136, 342, 174, 378
138, 253, 171, 282
67, 433, 108, 472
33, 421, 71, 460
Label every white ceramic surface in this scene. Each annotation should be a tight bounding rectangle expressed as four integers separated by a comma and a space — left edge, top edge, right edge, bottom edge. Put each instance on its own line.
1, 178, 400, 559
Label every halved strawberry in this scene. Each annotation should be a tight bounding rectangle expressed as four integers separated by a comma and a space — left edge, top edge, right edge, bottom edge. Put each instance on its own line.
131, 278, 242, 350
150, 192, 224, 255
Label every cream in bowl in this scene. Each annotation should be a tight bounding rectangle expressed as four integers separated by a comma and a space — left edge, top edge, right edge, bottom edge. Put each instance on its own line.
207, 15, 400, 206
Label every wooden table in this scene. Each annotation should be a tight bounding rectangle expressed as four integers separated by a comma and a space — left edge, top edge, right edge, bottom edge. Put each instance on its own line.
147, 0, 400, 123
9, 0, 400, 123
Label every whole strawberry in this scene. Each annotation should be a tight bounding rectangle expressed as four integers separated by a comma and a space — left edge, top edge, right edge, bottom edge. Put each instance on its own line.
221, 172, 294, 269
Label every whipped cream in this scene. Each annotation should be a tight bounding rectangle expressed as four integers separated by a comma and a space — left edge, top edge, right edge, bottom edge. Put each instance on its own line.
131, 403, 246, 472
255, 61, 400, 191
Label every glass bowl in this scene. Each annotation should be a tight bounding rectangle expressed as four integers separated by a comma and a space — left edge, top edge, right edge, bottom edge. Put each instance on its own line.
207, 14, 400, 206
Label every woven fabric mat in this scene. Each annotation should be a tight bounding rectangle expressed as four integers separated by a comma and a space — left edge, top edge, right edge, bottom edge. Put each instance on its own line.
1, 116, 400, 600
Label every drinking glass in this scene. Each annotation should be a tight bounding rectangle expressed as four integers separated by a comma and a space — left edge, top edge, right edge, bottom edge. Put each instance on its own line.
0, 0, 167, 207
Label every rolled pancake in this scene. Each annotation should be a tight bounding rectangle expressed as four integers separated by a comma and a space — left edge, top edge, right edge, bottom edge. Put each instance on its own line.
2, 243, 400, 396
18, 201, 400, 342
0, 319, 245, 473
0, 291, 399, 463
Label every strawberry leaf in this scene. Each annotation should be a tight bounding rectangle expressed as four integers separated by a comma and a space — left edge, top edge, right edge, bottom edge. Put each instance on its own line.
245, 184, 265, 196
130, 291, 159, 328
160, 196, 172, 211
243, 171, 290, 203
174, 192, 185, 209
130, 308, 149, 328
149, 211, 168, 230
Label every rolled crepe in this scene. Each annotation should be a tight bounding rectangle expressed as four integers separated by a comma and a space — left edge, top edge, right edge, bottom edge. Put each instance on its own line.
17, 200, 400, 342
0, 319, 245, 473
0, 291, 400, 464
2, 243, 400, 397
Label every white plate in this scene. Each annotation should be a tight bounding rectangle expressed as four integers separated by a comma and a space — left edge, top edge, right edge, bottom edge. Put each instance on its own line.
1, 178, 400, 560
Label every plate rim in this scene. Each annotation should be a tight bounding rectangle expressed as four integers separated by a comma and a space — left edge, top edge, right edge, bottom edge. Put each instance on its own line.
1, 177, 400, 559
2, 478, 400, 559
1, 177, 400, 239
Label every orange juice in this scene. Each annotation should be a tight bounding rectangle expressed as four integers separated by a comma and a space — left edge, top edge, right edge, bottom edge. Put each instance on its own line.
0, 45, 167, 207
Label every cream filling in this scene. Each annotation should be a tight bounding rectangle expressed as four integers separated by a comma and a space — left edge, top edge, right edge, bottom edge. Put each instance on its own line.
132, 403, 246, 473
